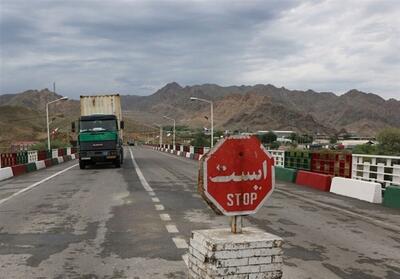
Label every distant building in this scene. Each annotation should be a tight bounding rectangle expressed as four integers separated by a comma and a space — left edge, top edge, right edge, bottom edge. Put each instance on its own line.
11, 141, 39, 152
339, 139, 377, 149
257, 130, 294, 142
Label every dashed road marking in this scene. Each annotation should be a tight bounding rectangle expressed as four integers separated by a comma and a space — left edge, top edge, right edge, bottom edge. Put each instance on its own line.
130, 147, 189, 254
160, 213, 171, 221
166, 224, 179, 233
0, 163, 78, 207
172, 237, 189, 249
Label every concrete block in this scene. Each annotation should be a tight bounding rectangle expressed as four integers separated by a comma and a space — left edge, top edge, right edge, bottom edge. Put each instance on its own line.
274, 167, 297, 183
296, 170, 332, 191
331, 177, 382, 203
11, 164, 27, 176
26, 162, 37, 172
188, 228, 283, 278
35, 160, 46, 170
0, 167, 13, 181
383, 186, 400, 208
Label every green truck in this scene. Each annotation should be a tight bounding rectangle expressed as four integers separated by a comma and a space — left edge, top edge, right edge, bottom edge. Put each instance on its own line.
73, 94, 124, 169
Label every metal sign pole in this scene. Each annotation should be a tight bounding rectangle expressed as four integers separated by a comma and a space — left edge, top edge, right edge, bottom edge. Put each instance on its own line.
230, 215, 242, 234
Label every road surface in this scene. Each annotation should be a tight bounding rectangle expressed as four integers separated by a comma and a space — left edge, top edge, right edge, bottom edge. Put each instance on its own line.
0, 146, 399, 278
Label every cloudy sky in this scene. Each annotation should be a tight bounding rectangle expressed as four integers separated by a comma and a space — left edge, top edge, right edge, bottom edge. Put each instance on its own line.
1, 0, 399, 99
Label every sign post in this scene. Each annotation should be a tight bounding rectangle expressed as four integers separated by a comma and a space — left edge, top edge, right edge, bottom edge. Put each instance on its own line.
188, 135, 284, 279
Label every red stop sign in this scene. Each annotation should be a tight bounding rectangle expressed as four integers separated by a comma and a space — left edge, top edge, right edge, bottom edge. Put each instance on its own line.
200, 135, 275, 216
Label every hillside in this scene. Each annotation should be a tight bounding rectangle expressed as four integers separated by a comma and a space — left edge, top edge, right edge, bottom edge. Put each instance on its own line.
121, 83, 400, 136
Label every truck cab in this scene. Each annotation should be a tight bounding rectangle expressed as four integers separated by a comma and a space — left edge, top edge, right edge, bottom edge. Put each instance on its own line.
77, 114, 124, 169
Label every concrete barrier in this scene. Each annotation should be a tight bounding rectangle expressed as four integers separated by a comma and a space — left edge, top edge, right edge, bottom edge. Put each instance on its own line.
11, 164, 27, 176
51, 158, 59, 165
26, 162, 37, 172
275, 166, 297, 183
35, 160, 46, 170
44, 159, 53, 167
71, 154, 76, 160
57, 156, 64, 164
0, 167, 13, 181
296, 170, 332, 192
383, 186, 400, 208
330, 177, 382, 203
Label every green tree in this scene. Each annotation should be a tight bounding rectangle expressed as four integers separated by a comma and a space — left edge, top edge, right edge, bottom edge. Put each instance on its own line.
289, 133, 297, 142
261, 131, 277, 144
377, 128, 400, 155
190, 132, 210, 147
330, 136, 338, 144
352, 144, 378, 155
269, 141, 280, 149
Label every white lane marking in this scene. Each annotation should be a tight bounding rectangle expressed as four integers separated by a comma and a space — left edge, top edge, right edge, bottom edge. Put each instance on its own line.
275, 189, 400, 232
172, 237, 189, 249
155, 204, 165, 211
152, 197, 160, 203
148, 191, 156, 196
0, 164, 78, 207
166, 224, 179, 233
129, 148, 154, 192
160, 213, 171, 221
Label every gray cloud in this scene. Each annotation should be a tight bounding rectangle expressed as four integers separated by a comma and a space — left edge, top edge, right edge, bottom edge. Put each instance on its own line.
0, 0, 399, 99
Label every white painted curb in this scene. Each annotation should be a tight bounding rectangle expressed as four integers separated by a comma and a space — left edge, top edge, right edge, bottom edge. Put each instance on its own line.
330, 177, 382, 203
0, 167, 13, 181
35, 160, 46, 170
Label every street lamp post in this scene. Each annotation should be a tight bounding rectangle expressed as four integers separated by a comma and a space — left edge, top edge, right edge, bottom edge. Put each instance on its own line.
154, 123, 163, 147
46, 97, 68, 150
190, 97, 214, 147
163, 115, 176, 148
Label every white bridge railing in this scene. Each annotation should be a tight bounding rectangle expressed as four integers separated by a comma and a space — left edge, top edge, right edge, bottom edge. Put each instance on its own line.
352, 154, 400, 187
267, 150, 285, 167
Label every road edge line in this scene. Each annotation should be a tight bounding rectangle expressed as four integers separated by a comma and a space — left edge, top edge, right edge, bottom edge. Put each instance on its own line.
0, 163, 78, 207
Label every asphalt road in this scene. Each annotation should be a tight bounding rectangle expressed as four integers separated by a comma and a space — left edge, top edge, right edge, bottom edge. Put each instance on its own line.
0, 146, 399, 279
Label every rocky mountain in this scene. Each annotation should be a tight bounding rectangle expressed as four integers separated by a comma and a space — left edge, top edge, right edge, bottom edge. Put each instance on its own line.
1, 84, 399, 147
121, 83, 400, 136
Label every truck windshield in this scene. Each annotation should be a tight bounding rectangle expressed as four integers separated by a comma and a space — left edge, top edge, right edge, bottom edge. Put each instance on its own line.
80, 120, 117, 132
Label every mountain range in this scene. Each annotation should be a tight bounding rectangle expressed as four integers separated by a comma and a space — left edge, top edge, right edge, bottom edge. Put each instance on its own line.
0, 83, 399, 148
120, 82, 400, 136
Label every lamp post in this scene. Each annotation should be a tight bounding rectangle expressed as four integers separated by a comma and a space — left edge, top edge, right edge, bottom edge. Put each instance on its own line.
154, 123, 163, 147
190, 97, 214, 147
163, 115, 176, 148
46, 97, 68, 150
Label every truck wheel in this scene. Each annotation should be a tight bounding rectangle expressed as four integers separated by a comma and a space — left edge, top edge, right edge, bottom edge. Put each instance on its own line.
79, 160, 86, 169
115, 158, 121, 168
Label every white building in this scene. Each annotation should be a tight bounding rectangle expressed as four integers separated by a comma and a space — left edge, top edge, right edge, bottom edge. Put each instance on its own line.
257, 130, 294, 142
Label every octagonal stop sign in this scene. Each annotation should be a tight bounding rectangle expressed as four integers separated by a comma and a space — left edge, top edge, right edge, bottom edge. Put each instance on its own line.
199, 135, 275, 216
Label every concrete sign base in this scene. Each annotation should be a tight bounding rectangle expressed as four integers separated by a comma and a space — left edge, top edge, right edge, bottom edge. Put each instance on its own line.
188, 227, 283, 279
